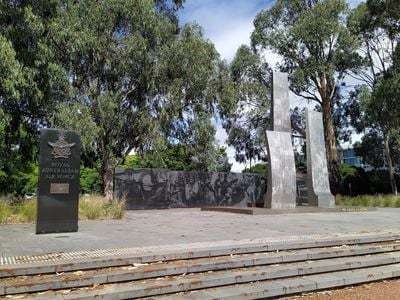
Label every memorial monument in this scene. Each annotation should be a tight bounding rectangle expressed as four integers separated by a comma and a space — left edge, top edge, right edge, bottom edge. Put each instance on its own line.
306, 110, 335, 207
36, 128, 81, 234
264, 73, 334, 209
264, 72, 297, 208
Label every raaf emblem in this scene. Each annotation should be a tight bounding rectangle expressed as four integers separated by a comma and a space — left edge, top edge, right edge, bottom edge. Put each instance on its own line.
48, 134, 76, 159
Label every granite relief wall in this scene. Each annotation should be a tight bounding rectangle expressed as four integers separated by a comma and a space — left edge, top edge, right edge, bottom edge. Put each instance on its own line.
114, 168, 266, 209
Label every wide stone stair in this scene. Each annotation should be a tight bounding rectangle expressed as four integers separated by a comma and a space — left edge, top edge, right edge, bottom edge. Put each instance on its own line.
2, 230, 400, 299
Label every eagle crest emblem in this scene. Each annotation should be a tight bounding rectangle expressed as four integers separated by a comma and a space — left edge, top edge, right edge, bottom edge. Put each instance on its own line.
48, 134, 76, 159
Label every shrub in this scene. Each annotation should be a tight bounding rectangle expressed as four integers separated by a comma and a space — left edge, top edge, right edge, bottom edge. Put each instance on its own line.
79, 194, 125, 220
106, 199, 126, 219
340, 164, 357, 181
79, 195, 104, 220
340, 165, 400, 196
80, 167, 103, 194
242, 163, 268, 175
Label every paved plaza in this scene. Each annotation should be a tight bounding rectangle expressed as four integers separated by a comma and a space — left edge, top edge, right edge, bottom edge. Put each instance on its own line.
1, 208, 400, 257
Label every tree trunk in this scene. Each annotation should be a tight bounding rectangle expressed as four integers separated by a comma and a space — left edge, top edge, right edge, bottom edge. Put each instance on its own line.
102, 159, 114, 201
321, 97, 341, 195
383, 133, 398, 195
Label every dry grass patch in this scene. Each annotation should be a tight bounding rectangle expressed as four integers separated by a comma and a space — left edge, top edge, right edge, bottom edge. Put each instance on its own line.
0, 201, 13, 224
0, 195, 125, 224
79, 194, 125, 220
336, 194, 400, 207
0, 198, 37, 224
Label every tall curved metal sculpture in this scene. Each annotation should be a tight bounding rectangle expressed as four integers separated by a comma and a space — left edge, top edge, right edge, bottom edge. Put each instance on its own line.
306, 110, 335, 207
264, 72, 297, 208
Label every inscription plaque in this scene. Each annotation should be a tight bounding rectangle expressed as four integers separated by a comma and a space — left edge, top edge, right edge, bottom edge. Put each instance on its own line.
50, 183, 70, 194
36, 128, 81, 234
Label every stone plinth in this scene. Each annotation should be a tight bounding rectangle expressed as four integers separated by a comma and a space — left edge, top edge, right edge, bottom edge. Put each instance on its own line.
306, 110, 335, 208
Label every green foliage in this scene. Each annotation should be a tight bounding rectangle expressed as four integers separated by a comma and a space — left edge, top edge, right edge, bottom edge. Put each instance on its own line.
1, 158, 38, 197
242, 163, 268, 175
133, 143, 192, 170
348, 1, 400, 134
0, 0, 68, 164
121, 143, 231, 172
48, 1, 220, 198
252, 0, 361, 95
214, 147, 233, 172
365, 0, 400, 38
340, 164, 358, 181
354, 131, 400, 170
340, 165, 400, 196
122, 155, 142, 169
0, 1, 68, 195
348, 1, 400, 194
360, 76, 400, 136
80, 167, 103, 194
220, 45, 270, 164
0, 0, 231, 197
0, 34, 22, 98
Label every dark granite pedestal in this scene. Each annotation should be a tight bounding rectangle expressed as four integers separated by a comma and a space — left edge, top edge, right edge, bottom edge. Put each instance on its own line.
36, 128, 81, 234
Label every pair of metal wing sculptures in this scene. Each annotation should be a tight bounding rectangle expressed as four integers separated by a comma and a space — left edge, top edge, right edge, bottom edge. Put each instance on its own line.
264, 72, 335, 209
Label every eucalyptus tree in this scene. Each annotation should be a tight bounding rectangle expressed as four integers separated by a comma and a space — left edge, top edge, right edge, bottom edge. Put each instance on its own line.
251, 0, 361, 193
348, 0, 400, 194
0, 0, 66, 134
219, 45, 271, 167
0, 1, 67, 194
358, 72, 400, 195
348, 1, 399, 88
50, 0, 220, 199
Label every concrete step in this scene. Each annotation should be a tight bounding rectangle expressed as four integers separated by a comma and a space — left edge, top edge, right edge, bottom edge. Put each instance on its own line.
1, 242, 400, 295
5, 251, 400, 299
2, 231, 400, 278
151, 264, 400, 300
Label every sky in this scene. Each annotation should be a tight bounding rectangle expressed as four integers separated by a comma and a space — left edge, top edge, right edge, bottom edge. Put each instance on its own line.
178, 0, 363, 172
178, 0, 275, 172
179, 0, 273, 62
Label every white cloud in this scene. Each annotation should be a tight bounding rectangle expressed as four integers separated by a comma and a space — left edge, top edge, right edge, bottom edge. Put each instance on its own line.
179, 0, 273, 61
211, 20, 253, 62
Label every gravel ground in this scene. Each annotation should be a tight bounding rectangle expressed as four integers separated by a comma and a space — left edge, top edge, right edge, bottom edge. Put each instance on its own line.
281, 278, 400, 300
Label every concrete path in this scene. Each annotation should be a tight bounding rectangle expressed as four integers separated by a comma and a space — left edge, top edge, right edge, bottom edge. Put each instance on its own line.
0, 208, 399, 257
